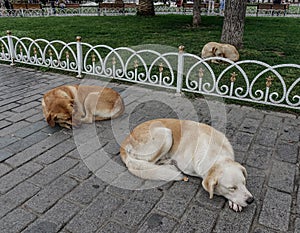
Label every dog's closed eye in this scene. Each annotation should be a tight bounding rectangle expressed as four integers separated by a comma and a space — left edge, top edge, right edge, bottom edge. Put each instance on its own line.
228, 186, 237, 192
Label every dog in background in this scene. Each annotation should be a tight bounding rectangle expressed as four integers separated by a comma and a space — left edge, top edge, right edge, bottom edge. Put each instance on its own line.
201, 42, 240, 63
120, 119, 254, 212
42, 85, 124, 129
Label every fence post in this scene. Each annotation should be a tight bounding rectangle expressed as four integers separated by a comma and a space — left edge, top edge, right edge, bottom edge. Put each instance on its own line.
76, 36, 83, 78
7, 31, 15, 66
176, 45, 185, 93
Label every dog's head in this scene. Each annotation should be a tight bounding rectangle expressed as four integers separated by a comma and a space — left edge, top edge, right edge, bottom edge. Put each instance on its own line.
202, 160, 253, 208
212, 46, 225, 58
45, 99, 77, 129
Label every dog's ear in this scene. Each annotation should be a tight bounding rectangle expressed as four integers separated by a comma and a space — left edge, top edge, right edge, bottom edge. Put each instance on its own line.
202, 175, 218, 199
212, 47, 217, 55
240, 165, 247, 178
46, 113, 56, 127
66, 99, 74, 112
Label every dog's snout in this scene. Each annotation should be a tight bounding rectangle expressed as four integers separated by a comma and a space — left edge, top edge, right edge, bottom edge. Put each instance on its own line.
246, 197, 254, 205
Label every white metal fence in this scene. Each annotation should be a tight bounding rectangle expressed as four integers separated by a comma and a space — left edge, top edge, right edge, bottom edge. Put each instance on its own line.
0, 32, 299, 110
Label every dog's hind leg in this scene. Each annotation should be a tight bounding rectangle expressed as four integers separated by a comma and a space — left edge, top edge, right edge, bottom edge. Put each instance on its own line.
127, 126, 173, 163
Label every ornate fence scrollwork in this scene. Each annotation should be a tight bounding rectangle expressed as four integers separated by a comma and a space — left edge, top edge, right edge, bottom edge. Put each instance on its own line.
0, 32, 299, 110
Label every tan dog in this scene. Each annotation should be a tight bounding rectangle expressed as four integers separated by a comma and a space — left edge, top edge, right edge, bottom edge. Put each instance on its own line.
201, 42, 240, 62
120, 119, 254, 212
42, 85, 124, 129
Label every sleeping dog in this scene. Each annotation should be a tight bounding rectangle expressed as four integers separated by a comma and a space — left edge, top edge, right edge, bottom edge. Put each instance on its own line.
42, 85, 124, 129
120, 119, 254, 212
201, 42, 240, 62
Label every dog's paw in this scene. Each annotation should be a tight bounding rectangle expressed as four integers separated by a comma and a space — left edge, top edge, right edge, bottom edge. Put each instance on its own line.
229, 200, 243, 212
182, 176, 189, 182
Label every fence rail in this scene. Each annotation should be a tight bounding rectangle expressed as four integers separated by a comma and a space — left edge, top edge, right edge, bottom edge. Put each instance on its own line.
0, 32, 299, 110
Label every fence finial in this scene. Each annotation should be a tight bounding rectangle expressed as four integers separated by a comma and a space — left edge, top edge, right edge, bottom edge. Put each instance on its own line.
76, 36, 82, 42
178, 45, 185, 53
266, 76, 274, 87
6, 30, 12, 35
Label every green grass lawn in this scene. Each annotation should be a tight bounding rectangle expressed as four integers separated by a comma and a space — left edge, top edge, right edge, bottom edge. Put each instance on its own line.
0, 15, 299, 113
0, 15, 299, 64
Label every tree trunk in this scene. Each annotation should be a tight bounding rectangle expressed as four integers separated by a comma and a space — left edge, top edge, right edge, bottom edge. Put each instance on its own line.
192, 0, 201, 27
221, 0, 247, 49
137, 0, 155, 16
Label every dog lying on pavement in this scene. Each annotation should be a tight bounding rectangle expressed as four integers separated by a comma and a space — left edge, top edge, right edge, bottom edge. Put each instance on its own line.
42, 85, 124, 129
201, 42, 240, 63
120, 119, 254, 212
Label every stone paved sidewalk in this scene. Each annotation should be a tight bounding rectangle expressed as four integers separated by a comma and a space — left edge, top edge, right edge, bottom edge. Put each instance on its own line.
0, 64, 299, 233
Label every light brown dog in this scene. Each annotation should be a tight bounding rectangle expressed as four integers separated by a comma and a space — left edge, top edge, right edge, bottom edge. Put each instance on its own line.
42, 85, 124, 129
201, 42, 240, 62
120, 119, 254, 212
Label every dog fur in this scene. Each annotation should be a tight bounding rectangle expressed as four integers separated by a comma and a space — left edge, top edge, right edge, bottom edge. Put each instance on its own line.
120, 119, 254, 211
42, 85, 124, 128
201, 42, 240, 62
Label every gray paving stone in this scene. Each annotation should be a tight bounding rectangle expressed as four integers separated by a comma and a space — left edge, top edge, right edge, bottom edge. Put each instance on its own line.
259, 188, 292, 231
137, 213, 178, 233
8, 108, 40, 123
252, 226, 277, 233
97, 221, 132, 233
156, 179, 198, 218
0, 163, 12, 177
34, 139, 77, 165
6, 131, 71, 168
279, 124, 300, 142
246, 172, 265, 203
275, 141, 299, 163
261, 115, 283, 131
0, 102, 20, 113
297, 187, 300, 214
0, 181, 40, 219
26, 112, 44, 123
67, 162, 92, 181
8, 131, 49, 154
11, 101, 40, 113
113, 189, 163, 227
268, 160, 296, 193
0, 148, 14, 162
0, 135, 19, 149
255, 128, 278, 147
0, 64, 299, 233
194, 187, 226, 210
246, 145, 273, 170
239, 118, 262, 134
29, 157, 78, 187
295, 218, 300, 233
176, 205, 218, 233
65, 191, 123, 233
214, 203, 256, 233
0, 120, 12, 129
66, 175, 106, 205
23, 221, 57, 233
0, 162, 43, 194
110, 170, 145, 190
13, 121, 46, 138
0, 95, 23, 107
0, 208, 36, 233
23, 200, 80, 233
106, 185, 135, 199
25, 176, 77, 214
0, 120, 30, 137
232, 132, 254, 152
0, 111, 13, 121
